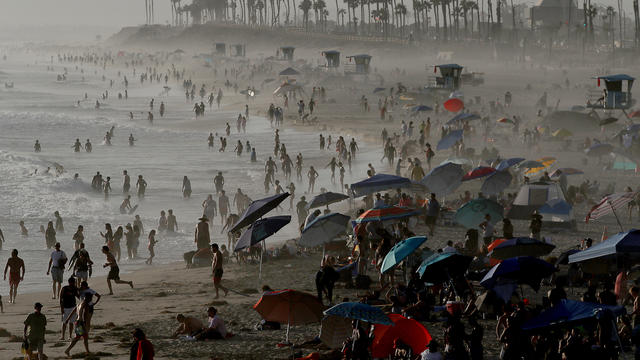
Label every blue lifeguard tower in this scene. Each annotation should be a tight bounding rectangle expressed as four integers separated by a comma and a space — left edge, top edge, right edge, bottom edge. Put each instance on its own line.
587, 74, 635, 110
344, 54, 372, 75
428, 64, 464, 90
321, 50, 341, 68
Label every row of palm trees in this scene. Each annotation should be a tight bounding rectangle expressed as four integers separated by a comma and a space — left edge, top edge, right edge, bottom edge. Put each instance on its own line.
159, 0, 640, 45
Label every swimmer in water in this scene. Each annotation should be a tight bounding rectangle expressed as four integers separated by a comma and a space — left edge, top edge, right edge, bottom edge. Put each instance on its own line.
251, 147, 257, 162
120, 195, 132, 214
19, 221, 28, 237
104, 132, 112, 146
128, 134, 135, 146
34, 140, 41, 153
72, 139, 83, 152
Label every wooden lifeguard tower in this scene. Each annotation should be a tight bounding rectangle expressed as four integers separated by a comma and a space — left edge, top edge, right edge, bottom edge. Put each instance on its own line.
278, 46, 295, 61
344, 54, 372, 75
587, 74, 635, 112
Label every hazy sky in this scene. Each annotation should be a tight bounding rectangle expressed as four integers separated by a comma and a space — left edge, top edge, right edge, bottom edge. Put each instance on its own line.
2, 0, 171, 27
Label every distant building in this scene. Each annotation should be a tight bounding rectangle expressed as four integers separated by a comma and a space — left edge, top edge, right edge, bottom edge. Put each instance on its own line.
530, 0, 582, 28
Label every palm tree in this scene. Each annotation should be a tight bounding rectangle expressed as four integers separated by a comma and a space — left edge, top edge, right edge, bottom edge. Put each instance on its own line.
315, 0, 328, 30
299, 0, 313, 29
412, 0, 421, 32
432, 0, 441, 38
337, 8, 346, 27
395, 3, 407, 36
256, 0, 265, 24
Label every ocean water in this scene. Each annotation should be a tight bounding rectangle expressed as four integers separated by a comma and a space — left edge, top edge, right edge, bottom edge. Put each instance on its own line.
0, 51, 376, 294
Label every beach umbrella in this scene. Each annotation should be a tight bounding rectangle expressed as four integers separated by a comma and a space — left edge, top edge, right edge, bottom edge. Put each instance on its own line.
440, 157, 474, 167
371, 314, 432, 358
550, 168, 584, 177
417, 252, 472, 283
380, 236, 428, 274
230, 193, 290, 233
254, 289, 324, 342
489, 237, 556, 260
585, 192, 637, 230
443, 98, 464, 112
353, 206, 421, 224
411, 105, 433, 112
629, 110, 640, 118
480, 256, 556, 291
495, 158, 525, 171
324, 302, 392, 325
522, 300, 625, 332
481, 170, 513, 196
524, 157, 557, 176
599, 117, 618, 126
319, 316, 352, 349
555, 249, 581, 266
462, 166, 496, 181
373, 87, 386, 94
496, 117, 514, 124
279, 67, 300, 76
299, 213, 350, 248
306, 192, 349, 209
420, 162, 464, 196
234, 215, 291, 252
517, 160, 544, 169
454, 198, 503, 229
436, 129, 464, 151
487, 238, 508, 252
612, 152, 638, 171
552, 128, 572, 138
585, 143, 614, 157
350, 174, 412, 197
568, 229, 640, 264
447, 113, 480, 125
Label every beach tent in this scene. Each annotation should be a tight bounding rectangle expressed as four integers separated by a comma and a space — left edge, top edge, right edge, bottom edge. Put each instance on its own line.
537, 199, 574, 228
507, 182, 570, 221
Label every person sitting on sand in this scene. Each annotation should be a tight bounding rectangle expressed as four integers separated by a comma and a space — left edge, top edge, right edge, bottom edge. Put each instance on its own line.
130, 328, 154, 360
195, 307, 227, 340
172, 314, 204, 338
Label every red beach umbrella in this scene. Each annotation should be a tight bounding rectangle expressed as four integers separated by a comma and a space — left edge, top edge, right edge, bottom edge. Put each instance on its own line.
371, 314, 432, 358
462, 166, 496, 181
444, 98, 464, 112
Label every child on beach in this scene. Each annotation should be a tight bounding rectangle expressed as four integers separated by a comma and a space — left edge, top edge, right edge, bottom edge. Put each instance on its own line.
146, 230, 157, 265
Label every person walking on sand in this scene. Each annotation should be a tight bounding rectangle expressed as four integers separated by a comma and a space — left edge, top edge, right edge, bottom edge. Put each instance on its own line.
63, 293, 92, 358
4, 249, 25, 304
59, 277, 79, 340
146, 230, 157, 265
101, 246, 133, 295
211, 243, 228, 299
46, 242, 67, 299
23, 302, 47, 360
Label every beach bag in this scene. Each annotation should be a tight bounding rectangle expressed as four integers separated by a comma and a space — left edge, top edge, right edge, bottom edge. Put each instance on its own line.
355, 275, 371, 289
21, 339, 29, 354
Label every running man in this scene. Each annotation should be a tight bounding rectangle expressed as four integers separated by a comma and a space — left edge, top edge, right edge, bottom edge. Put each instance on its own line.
4, 249, 25, 304
101, 246, 133, 295
211, 244, 228, 299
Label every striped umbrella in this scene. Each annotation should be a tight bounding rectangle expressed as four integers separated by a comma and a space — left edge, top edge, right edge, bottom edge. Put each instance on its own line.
353, 206, 421, 224
524, 157, 556, 176
489, 237, 556, 260
586, 192, 637, 231
324, 302, 392, 325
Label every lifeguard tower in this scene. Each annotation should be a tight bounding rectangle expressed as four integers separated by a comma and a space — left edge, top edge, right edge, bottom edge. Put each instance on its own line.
278, 46, 295, 61
427, 64, 463, 91
344, 54, 372, 75
321, 50, 341, 69
587, 74, 635, 111
215, 43, 226, 56
231, 44, 246, 57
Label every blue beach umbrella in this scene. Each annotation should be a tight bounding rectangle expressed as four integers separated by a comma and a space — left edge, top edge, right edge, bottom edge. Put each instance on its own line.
480, 256, 556, 291
436, 130, 464, 151
495, 157, 525, 171
230, 192, 290, 232
420, 162, 464, 196
522, 299, 625, 331
481, 170, 513, 196
299, 213, 351, 248
306, 192, 350, 209
489, 237, 556, 260
568, 229, 640, 264
350, 174, 412, 197
417, 252, 472, 283
380, 236, 427, 274
454, 198, 503, 229
234, 215, 291, 252
412, 105, 433, 112
324, 302, 393, 325
446, 113, 480, 125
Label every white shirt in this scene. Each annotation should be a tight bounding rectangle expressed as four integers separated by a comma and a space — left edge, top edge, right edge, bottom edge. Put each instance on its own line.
208, 315, 227, 337
442, 246, 456, 253
421, 350, 443, 360
51, 250, 67, 268
374, 199, 386, 208
482, 222, 494, 238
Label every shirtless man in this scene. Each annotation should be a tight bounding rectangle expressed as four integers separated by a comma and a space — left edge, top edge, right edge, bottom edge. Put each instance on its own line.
202, 195, 217, 227
4, 249, 25, 303
218, 191, 230, 225
307, 166, 319, 193
136, 175, 147, 199
211, 244, 229, 299
172, 314, 204, 338
213, 172, 225, 194
122, 170, 131, 194
64, 293, 92, 357
101, 246, 133, 295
